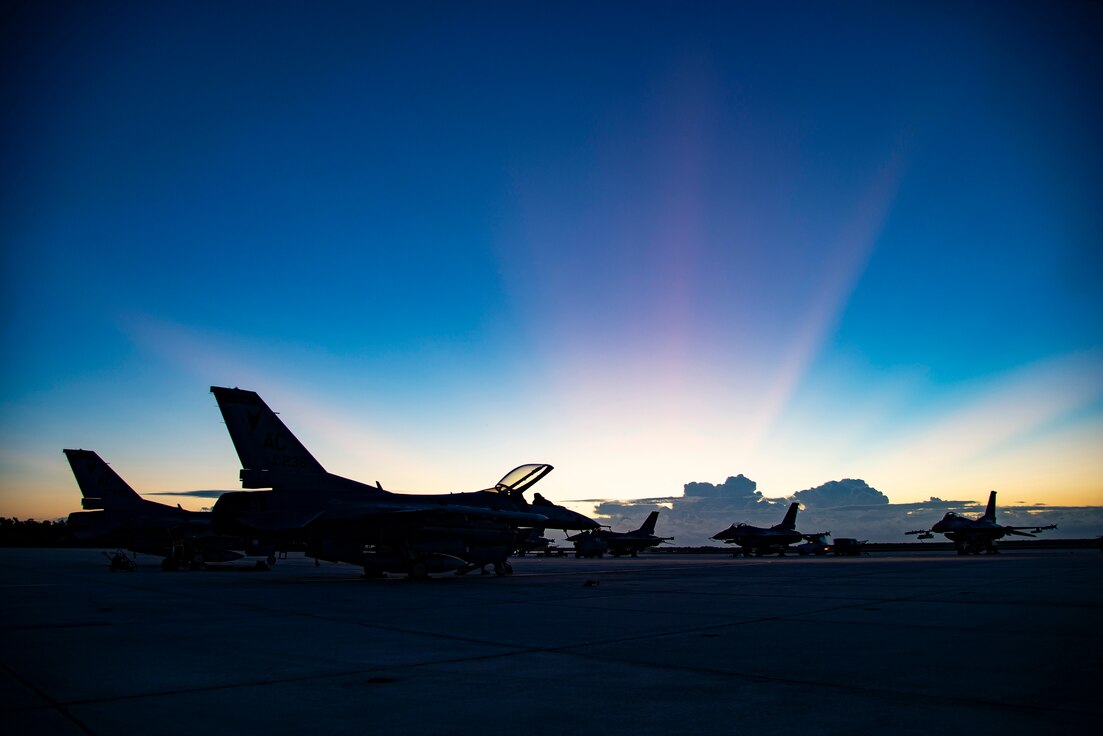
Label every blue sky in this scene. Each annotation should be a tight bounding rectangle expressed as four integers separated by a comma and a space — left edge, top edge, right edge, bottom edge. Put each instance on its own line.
2, 1, 1101, 521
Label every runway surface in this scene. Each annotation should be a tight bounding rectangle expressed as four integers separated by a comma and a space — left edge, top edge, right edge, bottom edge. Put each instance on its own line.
1, 548, 1100, 734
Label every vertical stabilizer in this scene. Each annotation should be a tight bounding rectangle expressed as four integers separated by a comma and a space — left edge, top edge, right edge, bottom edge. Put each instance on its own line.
63, 449, 142, 510
777, 502, 800, 530
209, 387, 325, 477
635, 511, 660, 536
982, 490, 997, 522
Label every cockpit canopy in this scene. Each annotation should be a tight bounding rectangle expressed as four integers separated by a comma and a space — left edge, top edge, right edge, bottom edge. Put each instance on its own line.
494, 464, 553, 495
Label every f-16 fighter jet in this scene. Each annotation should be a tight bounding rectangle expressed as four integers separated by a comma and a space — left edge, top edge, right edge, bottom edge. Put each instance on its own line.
906, 491, 1055, 554
208, 386, 597, 578
63, 449, 269, 570
712, 502, 815, 556
567, 510, 672, 557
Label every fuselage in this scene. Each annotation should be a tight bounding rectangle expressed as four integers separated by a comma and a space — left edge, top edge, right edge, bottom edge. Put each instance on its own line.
931, 514, 1007, 542
571, 530, 664, 555
712, 524, 803, 549
213, 475, 596, 533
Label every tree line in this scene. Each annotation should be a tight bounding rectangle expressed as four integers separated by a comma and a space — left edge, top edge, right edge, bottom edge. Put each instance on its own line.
0, 517, 76, 547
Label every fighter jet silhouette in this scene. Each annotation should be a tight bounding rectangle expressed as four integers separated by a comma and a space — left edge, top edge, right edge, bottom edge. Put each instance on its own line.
63, 449, 267, 570
712, 502, 818, 556
208, 386, 597, 578
906, 491, 1055, 554
566, 510, 672, 557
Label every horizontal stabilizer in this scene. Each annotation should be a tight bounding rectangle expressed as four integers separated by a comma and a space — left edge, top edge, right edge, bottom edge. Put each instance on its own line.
148, 490, 231, 499
66, 511, 124, 540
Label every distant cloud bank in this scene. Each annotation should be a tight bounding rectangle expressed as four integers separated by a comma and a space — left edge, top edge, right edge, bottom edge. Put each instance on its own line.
577, 473, 1102, 546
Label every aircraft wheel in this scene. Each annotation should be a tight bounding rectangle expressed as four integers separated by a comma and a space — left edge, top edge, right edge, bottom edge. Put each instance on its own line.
408, 560, 430, 580
161, 558, 178, 571
266, 554, 277, 566
631, 552, 638, 558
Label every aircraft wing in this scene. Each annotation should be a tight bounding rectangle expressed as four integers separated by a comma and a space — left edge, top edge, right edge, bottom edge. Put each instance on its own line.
233, 509, 328, 531
1001, 524, 1057, 537
369, 505, 550, 525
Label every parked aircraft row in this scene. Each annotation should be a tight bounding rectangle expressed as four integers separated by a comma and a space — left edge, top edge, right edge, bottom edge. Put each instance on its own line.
67, 386, 598, 578
64, 387, 1058, 576
542, 492, 1057, 559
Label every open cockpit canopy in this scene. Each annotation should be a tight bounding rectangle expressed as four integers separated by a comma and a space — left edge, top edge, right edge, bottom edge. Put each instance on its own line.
494, 464, 553, 495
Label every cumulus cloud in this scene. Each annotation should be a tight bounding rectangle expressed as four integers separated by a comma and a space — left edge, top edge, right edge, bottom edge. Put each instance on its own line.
790, 478, 889, 508
683, 474, 767, 504
584, 473, 791, 546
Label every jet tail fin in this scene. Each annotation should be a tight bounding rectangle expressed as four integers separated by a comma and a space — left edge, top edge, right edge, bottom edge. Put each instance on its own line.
981, 490, 997, 522
63, 449, 142, 510
635, 511, 660, 536
209, 387, 326, 481
777, 502, 800, 530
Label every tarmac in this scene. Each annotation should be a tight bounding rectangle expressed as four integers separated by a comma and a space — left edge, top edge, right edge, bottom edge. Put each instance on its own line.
1, 547, 1100, 735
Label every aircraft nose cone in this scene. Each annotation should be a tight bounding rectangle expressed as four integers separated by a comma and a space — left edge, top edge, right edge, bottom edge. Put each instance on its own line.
558, 508, 599, 530
572, 510, 600, 529
533, 503, 599, 530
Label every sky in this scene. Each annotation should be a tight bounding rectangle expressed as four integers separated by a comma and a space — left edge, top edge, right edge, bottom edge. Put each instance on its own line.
2, 1, 1101, 536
